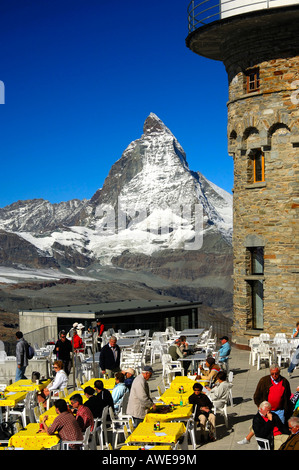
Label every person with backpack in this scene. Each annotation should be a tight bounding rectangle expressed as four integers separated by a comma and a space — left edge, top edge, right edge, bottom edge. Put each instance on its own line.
15, 331, 29, 381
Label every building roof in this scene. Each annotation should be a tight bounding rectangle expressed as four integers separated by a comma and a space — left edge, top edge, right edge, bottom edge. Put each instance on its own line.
21, 299, 202, 319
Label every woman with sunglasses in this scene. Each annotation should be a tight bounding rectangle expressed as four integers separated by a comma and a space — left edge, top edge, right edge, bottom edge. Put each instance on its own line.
38, 360, 68, 405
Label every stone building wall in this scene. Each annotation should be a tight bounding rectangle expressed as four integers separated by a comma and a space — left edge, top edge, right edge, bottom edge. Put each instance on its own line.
227, 57, 299, 346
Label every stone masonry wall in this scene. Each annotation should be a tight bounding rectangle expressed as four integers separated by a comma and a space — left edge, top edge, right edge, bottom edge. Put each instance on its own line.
227, 57, 299, 346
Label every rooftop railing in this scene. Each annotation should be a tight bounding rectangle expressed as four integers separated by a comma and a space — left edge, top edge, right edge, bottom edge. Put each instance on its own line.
187, 0, 299, 33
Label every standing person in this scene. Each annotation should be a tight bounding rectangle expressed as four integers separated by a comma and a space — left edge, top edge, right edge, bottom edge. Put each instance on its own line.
218, 336, 231, 367
69, 393, 94, 432
253, 364, 292, 423
41, 398, 83, 449
292, 321, 299, 338
72, 328, 84, 354
54, 330, 72, 376
279, 416, 299, 450
96, 319, 105, 351
126, 366, 156, 427
99, 336, 121, 378
15, 331, 29, 381
288, 321, 299, 376
188, 382, 216, 441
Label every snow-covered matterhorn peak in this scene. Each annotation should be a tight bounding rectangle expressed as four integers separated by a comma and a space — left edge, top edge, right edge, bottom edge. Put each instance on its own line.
141, 113, 189, 169
143, 112, 174, 135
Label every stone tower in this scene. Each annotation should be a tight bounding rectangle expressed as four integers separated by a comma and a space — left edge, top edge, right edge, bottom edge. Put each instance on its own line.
186, 1, 299, 347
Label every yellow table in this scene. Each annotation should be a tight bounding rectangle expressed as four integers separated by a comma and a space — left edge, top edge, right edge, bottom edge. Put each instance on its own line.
39, 405, 59, 426
6, 379, 51, 393
158, 388, 192, 406
0, 391, 27, 407
82, 377, 115, 390
144, 404, 193, 423
125, 422, 186, 446
8, 423, 60, 450
121, 445, 173, 450
170, 375, 209, 390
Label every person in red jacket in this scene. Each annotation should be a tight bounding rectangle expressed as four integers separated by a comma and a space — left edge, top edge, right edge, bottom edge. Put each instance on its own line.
253, 364, 292, 423
72, 329, 84, 353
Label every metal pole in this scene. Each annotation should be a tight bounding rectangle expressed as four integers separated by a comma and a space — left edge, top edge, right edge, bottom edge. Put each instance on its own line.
70, 328, 76, 390
91, 321, 97, 377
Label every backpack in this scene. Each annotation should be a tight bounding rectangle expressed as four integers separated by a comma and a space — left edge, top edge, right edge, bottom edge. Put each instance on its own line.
26, 341, 35, 360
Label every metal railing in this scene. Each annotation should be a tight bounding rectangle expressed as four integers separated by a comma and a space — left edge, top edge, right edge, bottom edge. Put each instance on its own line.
187, 0, 298, 33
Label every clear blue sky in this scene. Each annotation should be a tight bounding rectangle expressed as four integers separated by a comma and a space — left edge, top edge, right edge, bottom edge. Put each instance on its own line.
0, 0, 233, 208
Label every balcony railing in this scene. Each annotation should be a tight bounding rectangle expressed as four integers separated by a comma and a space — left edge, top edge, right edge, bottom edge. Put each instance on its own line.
187, 0, 298, 33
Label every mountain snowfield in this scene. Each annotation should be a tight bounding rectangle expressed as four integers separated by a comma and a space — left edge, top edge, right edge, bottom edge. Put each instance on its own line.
0, 113, 232, 282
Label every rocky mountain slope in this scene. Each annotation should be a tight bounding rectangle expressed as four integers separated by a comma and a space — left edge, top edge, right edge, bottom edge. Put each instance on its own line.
0, 113, 233, 325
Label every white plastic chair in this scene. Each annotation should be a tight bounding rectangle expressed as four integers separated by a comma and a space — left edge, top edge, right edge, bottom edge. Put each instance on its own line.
256, 343, 273, 370
227, 372, 234, 406
212, 400, 229, 437
255, 436, 270, 450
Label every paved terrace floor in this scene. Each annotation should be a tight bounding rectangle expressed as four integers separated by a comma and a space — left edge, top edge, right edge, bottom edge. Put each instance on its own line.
148, 346, 299, 451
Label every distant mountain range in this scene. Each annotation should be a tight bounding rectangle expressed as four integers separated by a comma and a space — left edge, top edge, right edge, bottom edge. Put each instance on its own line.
0, 113, 233, 318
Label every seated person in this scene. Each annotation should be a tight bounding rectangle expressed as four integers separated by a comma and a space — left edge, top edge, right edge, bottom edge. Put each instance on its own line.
218, 336, 231, 365
111, 372, 128, 412
70, 393, 95, 432
197, 357, 221, 387
92, 379, 114, 418
122, 368, 135, 390
206, 370, 230, 404
83, 386, 99, 418
188, 382, 216, 441
41, 398, 83, 449
253, 401, 289, 450
168, 338, 190, 375
38, 360, 68, 404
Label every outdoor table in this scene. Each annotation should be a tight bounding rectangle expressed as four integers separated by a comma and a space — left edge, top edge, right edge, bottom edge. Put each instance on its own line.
0, 391, 27, 407
143, 403, 193, 423
122, 330, 149, 338
117, 338, 137, 348
170, 376, 196, 390
125, 422, 186, 446
82, 377, 115, 390
39, 405, 59, 426
178, 352, 207, 375
120, 445, 172, 450
5, 379, 51, 393
0, 391, 28, 423
180, 328, 204, 337
8, 423, 60, 450
158, 388, 192, 406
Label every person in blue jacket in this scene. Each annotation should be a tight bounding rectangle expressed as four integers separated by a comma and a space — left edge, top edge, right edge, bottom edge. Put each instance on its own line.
218, 336, 231, 365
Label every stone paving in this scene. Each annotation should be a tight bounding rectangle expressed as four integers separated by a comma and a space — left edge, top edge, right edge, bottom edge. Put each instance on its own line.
148, 346, 299, 451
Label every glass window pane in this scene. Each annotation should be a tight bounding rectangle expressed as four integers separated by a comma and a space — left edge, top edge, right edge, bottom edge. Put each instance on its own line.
252, 280, 264, 329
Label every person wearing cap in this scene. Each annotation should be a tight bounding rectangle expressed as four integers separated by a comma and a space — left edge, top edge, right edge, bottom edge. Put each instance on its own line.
126, 366, 156, 427
218, 336, 231, 367
122, 367, 135, 390
95, 319, 105, 351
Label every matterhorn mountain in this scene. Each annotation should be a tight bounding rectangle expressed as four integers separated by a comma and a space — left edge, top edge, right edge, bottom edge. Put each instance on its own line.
0, 113, 233, 317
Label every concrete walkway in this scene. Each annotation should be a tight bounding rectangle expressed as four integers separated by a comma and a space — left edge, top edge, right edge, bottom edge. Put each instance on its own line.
149, 346, 299, 451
